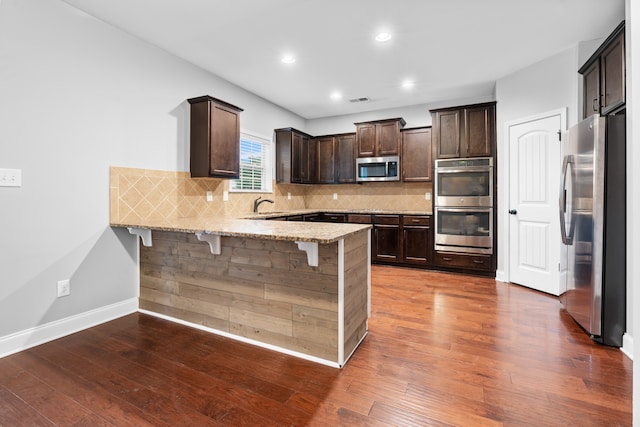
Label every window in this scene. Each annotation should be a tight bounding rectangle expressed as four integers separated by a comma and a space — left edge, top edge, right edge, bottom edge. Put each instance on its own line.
231, 131, 272, 192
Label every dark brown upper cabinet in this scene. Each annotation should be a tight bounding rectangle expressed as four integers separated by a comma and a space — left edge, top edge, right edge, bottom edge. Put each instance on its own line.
299, 135, 317, 184
315, 133, 356, 184
401, 127, 432, 182
336, 133, 356, 183
355, 118, 406, 157
316, 136, 336, 184
277, 129, 356, 185
431, 102, 496, 159
275, 128, 315, 184
580, 21, 625, 118
188, 95, 243, 178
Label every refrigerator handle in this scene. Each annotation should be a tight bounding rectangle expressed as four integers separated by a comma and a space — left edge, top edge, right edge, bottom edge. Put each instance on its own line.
559, 155, 573, 245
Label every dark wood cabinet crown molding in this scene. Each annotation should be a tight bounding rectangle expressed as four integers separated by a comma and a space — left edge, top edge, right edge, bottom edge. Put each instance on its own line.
187, 95, 243, 112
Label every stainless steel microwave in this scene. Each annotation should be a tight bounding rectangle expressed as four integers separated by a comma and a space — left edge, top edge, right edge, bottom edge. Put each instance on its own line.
356, 156, 400, 182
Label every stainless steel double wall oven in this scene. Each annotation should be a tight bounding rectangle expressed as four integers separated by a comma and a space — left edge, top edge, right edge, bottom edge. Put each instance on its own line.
434, 157, 493, 254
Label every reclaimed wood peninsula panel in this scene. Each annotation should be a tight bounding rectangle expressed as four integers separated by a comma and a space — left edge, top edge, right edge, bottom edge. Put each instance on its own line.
139, 229, 369, 367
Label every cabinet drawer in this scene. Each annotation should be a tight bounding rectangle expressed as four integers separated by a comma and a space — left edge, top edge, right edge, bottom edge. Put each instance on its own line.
347, 214, 372, 224
373, 215, 400, 225
434, 251, 492, 271
322, 213, 345, 223
402, 215, 431, 226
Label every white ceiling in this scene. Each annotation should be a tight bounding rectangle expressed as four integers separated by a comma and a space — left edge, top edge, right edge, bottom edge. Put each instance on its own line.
60, 0, 624, 119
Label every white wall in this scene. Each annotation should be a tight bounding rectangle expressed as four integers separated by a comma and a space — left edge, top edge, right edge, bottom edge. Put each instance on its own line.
626, 0, 640, 424
0, 0, 303, 353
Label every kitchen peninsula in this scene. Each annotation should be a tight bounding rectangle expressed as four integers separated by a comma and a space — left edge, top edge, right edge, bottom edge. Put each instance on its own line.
111, 216, 370, 368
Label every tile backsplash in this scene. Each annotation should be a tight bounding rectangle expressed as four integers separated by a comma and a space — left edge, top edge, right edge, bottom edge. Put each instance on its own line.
304, 181, 433, 212
110, 166, 432, 223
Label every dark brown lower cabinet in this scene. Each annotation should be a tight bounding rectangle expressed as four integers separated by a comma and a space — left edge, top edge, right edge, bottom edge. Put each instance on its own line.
264, 212, 494, 277
347, 214, 372, 224
372, 226, 400, 263
371, 214, 432, 266
303, 213, 321, 222
402, 216, 432, 265
321, 213, 345, 223
433, 251, 493, 275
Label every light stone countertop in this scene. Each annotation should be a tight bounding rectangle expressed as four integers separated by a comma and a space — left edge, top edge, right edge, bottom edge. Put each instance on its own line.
112, 209, 431, 244
111, 217, 371, 244
242, 208, 432, 220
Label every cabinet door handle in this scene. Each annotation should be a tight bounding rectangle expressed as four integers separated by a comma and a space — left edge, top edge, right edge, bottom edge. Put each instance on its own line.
442, 257, 453, 261
473, 260, 485, 264
411, 219, 420, 223
593, 98, 599, 112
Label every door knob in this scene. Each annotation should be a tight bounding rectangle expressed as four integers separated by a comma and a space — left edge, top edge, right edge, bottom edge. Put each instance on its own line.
509, 209, 517, 215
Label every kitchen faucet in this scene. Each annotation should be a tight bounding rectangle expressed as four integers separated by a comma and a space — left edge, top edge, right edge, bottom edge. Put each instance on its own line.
253, 196, 274, 213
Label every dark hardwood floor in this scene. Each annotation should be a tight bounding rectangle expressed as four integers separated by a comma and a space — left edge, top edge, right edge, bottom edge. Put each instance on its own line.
0, 266, 632, 426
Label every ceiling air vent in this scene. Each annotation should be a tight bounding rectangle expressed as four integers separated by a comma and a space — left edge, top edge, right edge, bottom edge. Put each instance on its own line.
349, 96, 370, 103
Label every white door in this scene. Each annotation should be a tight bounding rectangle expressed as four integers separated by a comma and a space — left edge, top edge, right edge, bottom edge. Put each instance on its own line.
508, 112, 563, 295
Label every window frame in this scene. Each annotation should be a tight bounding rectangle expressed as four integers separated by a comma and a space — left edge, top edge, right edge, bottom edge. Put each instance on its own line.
229, 130, 273, 193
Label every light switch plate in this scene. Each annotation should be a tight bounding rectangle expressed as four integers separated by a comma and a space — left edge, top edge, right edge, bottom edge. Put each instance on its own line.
206, 191, 213, 202
223, 191, 229, 201
0, 168, 22, 187
333, 193, 338, 200
425, 192, 431, 200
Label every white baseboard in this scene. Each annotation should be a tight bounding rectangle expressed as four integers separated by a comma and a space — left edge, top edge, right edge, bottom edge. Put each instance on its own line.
621, 332, 633, 360
494, 269, 508, 283
0, 298, 138, 359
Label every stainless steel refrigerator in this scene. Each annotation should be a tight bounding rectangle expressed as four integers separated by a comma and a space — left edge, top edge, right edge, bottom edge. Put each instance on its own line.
559, 113, 626, 347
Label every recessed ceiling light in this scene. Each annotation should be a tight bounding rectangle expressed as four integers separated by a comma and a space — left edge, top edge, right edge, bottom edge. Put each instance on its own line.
402, 80, 415, 90
375, 32, 392, 42
281, 55, 296, 64
330, 92, 342, 101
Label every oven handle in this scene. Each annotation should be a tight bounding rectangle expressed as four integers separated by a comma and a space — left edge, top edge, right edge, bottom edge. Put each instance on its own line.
435, 207, 492, 213
435, 167, 492, 174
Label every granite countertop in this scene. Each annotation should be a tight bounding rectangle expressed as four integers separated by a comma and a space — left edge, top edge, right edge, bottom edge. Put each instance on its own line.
242, 208, 432, 220
112, 209, 432, 244
111, 217, 371, 244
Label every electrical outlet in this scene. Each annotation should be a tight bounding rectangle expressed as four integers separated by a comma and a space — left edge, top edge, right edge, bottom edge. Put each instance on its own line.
206, 191, 213, 202
287, 192, 291, 200
333, 193, 338, 200
223, 191, 229, 201
425, 192, 431, 200
57, 279, 70, 297
0, 168, 22, 187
